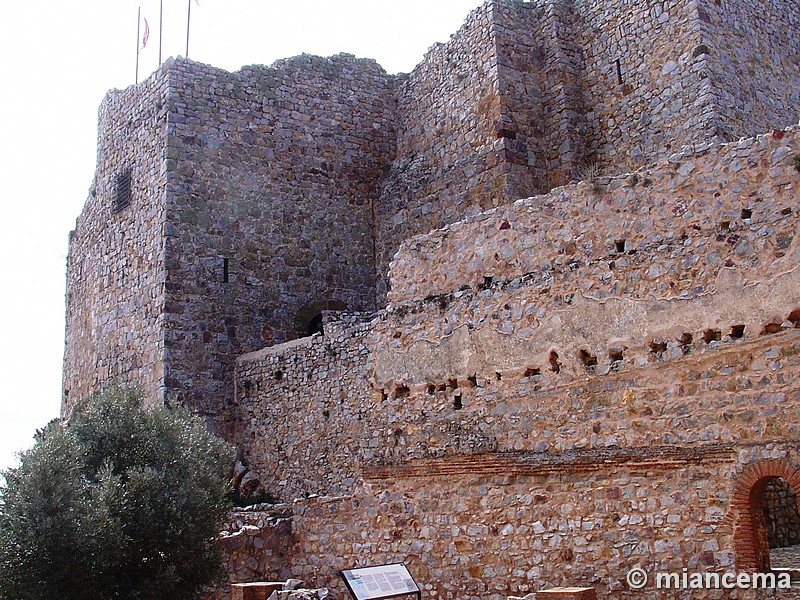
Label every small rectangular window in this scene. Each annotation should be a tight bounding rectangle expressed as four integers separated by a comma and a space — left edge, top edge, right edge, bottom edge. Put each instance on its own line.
615, 59, 624, 85
112, 168, 132, 213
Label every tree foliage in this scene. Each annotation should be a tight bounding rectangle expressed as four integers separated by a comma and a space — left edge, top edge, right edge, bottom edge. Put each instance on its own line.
0, 387, 233, 600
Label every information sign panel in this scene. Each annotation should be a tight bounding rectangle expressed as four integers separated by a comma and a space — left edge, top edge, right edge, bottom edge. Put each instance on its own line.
340, 563, 421, 600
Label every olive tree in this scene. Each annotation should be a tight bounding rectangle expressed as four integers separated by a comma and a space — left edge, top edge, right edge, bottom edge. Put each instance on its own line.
0, 387, 233, 600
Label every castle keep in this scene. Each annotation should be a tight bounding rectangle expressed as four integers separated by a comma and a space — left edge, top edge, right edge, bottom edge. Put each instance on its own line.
63, 0, 800, 597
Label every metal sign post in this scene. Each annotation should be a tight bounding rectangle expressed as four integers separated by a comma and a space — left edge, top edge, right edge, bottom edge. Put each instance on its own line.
340, 563, 421, 600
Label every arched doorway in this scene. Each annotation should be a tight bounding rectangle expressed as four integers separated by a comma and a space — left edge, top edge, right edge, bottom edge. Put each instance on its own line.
733, 459, 800, 572
294, 299, 347, 338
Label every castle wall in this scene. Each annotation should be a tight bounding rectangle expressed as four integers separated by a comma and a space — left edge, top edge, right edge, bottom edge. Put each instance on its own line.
374, 2, 508, 297
698, 0, 800, 140
497, 0, 587, 190
377, 129, 800, 407
234, 312, 374, 500
575, 0, 713, 171
161, 56, 395, 429
62, 71, 170, 413
227, 127, 800, 597
288, 448, 800, 600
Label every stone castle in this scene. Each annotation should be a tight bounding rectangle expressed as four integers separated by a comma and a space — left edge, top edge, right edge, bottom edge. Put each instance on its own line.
63, 0, 800, 597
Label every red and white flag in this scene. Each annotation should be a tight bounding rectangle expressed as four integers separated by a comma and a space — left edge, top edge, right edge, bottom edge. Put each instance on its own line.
141, 17, 150, 51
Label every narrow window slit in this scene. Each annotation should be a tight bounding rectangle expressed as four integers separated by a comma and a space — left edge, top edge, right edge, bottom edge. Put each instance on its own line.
112, 168, 132, 213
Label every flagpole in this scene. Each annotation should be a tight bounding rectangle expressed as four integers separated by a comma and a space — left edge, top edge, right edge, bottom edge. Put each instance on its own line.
158, 0, 163, 65
186, 0, 191, 58
136, 6, 141, 84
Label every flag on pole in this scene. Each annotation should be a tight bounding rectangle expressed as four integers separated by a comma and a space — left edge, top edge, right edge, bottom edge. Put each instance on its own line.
141, 17, 150, 51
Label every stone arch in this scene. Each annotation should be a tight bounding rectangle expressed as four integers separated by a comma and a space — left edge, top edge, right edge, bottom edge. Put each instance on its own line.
732, 459, 800, 571
295, 299, 347, 337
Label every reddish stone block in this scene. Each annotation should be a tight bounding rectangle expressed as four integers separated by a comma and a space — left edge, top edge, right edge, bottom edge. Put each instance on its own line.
537, 587, 597, 600
230, 582, 284, 600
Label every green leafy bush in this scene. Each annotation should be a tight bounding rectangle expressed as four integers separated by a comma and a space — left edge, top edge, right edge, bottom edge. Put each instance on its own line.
0, 387, 233, 600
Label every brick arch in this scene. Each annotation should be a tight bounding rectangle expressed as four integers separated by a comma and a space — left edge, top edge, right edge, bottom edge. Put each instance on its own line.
732, 459, 800, 571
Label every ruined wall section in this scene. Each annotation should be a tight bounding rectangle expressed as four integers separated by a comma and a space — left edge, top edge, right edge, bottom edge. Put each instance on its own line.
575, 0, 713, 171
272, 128, 800, 600
62, 71, 170, 414
698, 0, 800, 141
234, 312, 374, 501
162, 57, 395, 431
379, 127, 800, 460
375, 2, 507, 298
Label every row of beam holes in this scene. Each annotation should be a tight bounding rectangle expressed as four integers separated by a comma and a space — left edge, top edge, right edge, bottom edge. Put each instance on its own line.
388, 308, 800, 406
422, 378, 465, 410
549, 308, 800, 377
614, 208, 758, 256
647, 310, 800, 363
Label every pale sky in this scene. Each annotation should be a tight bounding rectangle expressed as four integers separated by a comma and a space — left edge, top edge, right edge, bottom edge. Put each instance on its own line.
0, 0, 485, 473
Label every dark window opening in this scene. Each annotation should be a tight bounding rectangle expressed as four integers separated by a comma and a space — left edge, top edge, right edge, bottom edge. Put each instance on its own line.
222, 258, 230, 283
307, 313, 324, 336
609, 347, 624, 372
549, 350, 561, 373
112, 168, 132, 213
730, 324, 745, 339
615, 59, 624, 85
394, 384, 410, 399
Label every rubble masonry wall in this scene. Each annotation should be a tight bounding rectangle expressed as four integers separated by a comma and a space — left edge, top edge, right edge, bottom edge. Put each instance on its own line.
159, 55, 394, 431
63, 70, 170, 413
234, 126, 800, 598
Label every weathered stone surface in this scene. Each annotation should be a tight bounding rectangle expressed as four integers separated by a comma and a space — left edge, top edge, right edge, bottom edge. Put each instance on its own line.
62, 1, 800, 600
63, 0, 800, 427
